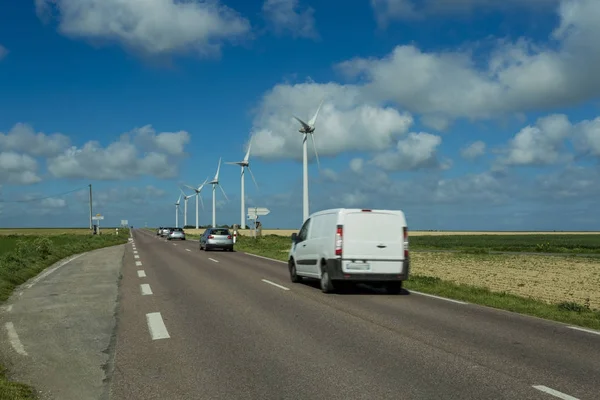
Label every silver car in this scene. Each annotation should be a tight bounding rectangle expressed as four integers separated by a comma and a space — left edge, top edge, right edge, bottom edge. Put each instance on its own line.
167, 228, 186, 240
160, 228, 171, 237
200, 228, 233, 251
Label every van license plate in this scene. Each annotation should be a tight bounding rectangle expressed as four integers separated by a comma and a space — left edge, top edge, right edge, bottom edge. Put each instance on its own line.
346, 263, 370, 271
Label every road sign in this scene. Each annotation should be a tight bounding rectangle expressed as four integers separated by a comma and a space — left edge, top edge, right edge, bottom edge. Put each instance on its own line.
92, 215, 104, 221
247, 214, 257, 220
247, 207, 270, 217
121, 220, 128, 226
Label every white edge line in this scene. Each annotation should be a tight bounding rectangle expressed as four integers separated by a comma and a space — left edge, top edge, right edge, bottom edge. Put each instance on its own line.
244, 252, 286, 264
25, 253, 85, 289
532, 385, 579, 400
5, 322, 27, 356
134, 255, 140, 259
208, 258, 219, 263
146, 312, 170, 340
133, 251, 138, 254
185, 249, 191, 252
261, 279, 290, 291
567, 326, 600, 336
409, 290, 468, 305
140, 284, 153, 295
137, 270, 146, 278
135, 261, 142, 266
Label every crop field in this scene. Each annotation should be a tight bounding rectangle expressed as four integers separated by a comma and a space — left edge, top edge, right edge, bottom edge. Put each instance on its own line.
233, 234, 600, 311
0, 228, 91, 235
411, 252, 600, 310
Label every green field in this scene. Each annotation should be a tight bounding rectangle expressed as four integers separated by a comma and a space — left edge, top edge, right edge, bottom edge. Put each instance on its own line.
0, 228, 129, 399
233, 233, 600, 257
409, 234, 600, 253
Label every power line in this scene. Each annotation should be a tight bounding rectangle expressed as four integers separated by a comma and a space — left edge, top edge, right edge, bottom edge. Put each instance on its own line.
0, 186, 89, 203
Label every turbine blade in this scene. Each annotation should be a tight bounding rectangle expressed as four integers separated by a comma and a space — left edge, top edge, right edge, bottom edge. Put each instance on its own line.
293, 116, 311, 131
214, 157, 222, 181
247, 166, 259, 190
310, 133, 321, 172
199, 194, 205, 210
183, 184, 196, 191
218, 184, 229, 202
308, 99, 324, 127
177, 193, 182, 204
244, 137, 252, 162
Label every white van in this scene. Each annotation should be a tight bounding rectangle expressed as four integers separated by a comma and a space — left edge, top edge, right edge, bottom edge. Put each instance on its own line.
288, 208, 410, 294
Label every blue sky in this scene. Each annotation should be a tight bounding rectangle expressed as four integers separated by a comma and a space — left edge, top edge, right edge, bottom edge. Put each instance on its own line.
0, 0, 598, 230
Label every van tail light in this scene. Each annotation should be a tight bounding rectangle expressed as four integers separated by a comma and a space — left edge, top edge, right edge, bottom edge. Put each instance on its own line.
403, 227, 409, 259
227, 235, 232, 239
335, 225, 343, 257
208, 235, 214, 239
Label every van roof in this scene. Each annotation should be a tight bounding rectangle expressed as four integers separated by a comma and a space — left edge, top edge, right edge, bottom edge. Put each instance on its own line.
309, 208, 405, 218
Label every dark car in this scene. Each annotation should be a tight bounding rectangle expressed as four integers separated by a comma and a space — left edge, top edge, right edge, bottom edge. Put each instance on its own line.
199, 228, 234, 251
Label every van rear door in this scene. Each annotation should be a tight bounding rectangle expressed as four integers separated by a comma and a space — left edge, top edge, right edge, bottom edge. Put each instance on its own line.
341, 210, 406, 274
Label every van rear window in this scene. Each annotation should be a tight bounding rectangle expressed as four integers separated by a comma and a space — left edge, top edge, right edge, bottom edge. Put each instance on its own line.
345, 212, 403, 241
211, 229, 230, 235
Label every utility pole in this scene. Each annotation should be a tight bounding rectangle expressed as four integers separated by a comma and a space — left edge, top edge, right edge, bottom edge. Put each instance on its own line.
89, 184, 93, 231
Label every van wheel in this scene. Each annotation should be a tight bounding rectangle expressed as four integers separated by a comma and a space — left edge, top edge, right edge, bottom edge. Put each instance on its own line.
320, 270, 335, 293
289, 260, 301, 283
386, 281, 403, 294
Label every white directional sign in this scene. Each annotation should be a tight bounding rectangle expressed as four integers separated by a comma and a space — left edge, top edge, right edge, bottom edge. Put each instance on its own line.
247, 207, 270, 217
92, 215, 104, 221
121, 219, 128, 226
247, 214, 257, 220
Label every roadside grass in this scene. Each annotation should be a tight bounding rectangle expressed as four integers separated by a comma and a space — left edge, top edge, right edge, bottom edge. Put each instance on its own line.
0, 228, 92, 236
410, 234, 600, 254
0, 229, 130, 399
234, 235, 600, 331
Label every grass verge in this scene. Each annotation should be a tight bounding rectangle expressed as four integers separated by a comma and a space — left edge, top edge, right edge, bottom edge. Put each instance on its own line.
234, 235, 600, 331
0, 229, 130, 399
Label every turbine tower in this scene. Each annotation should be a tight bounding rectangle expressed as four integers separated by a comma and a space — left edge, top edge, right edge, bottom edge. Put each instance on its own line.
226, 138, 259, 229
184, 178, 209, 229
174, 193, 181, 228
180, 188, 194, 228
293, 99, 323, 223
209, 157, 229, 228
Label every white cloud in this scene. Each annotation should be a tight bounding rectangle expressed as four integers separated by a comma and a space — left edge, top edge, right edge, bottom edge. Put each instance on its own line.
461, 140, 486, 160
0, 123, 71, 157
250, 82, 413, 160
0, 45, 7, 60
130, 125, 190, 155
262, 0, 318, 39
573, 117, 600, 156
46, 126, 191, 180
35, 0, 251, 57
0, 152, 42, 185
369, 132, 444, 171
371, 0, 559, 26
337, 0, 600, 125
40, 198, 67, 208
496, 114, 572, 167
349, 158, 364, 173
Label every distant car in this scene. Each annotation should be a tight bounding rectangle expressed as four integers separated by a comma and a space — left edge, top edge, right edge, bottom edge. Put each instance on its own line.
167, 228, 186, 240
160, 228, 171, 237
199, 228, 234, 251
156, 227, 163, 235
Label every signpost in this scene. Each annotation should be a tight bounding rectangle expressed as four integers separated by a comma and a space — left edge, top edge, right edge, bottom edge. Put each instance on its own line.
121, 219, 128, 227
247, 207, 270, 238
92, 213, 104, 235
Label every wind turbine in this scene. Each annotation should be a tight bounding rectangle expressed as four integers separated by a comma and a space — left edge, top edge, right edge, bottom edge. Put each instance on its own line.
293, 99, 323, 223
174, 193, 181, 228
184, 178, 209, 229
226, 138, 259, 229
209, 157, 229, 228
180, 188, 194, 228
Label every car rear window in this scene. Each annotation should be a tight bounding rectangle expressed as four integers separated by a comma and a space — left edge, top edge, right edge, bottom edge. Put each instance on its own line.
211, 229, 230, 235
172, 228, 183, 231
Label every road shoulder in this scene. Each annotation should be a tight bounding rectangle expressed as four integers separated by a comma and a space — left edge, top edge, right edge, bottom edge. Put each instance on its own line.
0, 244, 125, 400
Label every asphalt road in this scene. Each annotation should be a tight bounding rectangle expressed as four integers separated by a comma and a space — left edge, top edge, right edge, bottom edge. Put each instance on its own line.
108, 229, 600, 400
